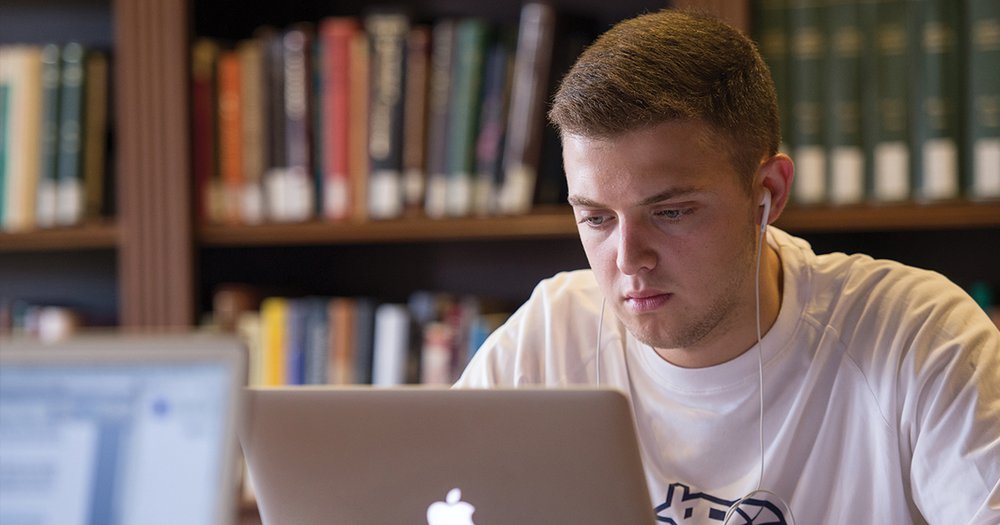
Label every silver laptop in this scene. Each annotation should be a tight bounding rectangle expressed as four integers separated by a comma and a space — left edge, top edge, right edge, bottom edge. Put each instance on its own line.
241, 387, 656, 525
0, 333, 247, 525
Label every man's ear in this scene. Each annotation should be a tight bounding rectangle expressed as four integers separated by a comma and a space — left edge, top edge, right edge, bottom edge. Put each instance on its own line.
756, 153, 794, 226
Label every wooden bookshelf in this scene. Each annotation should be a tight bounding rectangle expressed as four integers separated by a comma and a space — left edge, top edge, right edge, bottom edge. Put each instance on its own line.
4, 0, 998, 331
0, 221, 119, 252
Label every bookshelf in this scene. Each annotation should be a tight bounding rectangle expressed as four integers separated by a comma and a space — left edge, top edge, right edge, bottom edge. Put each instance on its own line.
1, 0, 997, 337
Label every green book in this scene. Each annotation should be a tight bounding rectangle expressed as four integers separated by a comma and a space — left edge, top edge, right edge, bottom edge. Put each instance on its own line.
825, 0, 865, 205
56, 43, 86, 225
753, 0, 792, 155
788, 0, 827, 205
445, 18, 489, 217
871, 0, 914, 203
913, 0, 961, 201
37, 43, 61, 227
964, 0, 1000, 200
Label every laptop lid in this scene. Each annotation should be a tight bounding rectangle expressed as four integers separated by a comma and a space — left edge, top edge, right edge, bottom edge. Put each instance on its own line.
240, 387, 656, 525
0, 333, 246, 525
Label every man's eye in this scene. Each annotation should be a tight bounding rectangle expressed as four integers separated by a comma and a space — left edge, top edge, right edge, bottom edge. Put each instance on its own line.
580, 215, 609, 227
656, 208, 691, 221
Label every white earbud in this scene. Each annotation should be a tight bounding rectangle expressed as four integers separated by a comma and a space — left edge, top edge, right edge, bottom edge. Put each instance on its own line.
759, 189, 772, 233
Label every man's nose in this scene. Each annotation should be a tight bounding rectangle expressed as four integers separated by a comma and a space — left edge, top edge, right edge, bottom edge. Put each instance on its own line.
616, 219, 657, 275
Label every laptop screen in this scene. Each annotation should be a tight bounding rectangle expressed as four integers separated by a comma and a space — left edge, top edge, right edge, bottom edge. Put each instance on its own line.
0, 344, 241, 525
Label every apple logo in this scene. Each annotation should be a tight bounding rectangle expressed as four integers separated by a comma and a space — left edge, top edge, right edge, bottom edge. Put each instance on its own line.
427, 488, 476, 525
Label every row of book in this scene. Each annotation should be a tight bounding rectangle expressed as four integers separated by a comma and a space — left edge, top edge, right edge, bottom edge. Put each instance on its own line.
209, 286, 510, 387
754, 0, 1000, 206
0, 44, 113, 233
192, 3, 595, 226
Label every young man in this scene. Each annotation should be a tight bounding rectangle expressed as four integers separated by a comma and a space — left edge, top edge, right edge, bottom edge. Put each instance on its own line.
455, 9, 1000, 524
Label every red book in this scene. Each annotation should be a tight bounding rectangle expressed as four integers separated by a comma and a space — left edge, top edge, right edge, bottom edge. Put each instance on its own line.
319, 18, 360, 221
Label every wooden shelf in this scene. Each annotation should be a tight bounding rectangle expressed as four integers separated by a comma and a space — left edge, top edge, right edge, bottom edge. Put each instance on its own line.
776, 202, 1000, 232
0, 221, 119, 252
197, 202, 999, 247
199, 207, 580, 246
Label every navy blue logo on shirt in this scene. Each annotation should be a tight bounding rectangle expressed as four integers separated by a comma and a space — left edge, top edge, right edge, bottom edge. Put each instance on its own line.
654, 483, 788, 524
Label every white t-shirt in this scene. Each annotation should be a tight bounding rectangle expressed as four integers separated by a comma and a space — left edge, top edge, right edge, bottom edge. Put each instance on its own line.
456, 227, 1000, 524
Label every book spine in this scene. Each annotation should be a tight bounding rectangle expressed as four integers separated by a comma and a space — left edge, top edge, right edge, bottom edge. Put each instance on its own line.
474, 31, 515, 216
279, 25, 316, 222
36, 44, 61, 228
965, 0, 1000, 200
914, 0, 961, 201
872, 0, 913, 202
260, 297, 289, 386
237, 38, 266, 224
327, 297, 356, 384
445, 18, 490, 217
825, 0, 865, 205
372, 302, 410, 386
498, 2, 556, 215
319, 18, 360, 221
4, 46, 43, 232
55, 43, 86, 226
365, 12, 409, 220
788, 0, 827, 205
349, 31, 371, 223
191, 38, 220, 224
754, 0, 792, 154
402, 25, 431, 214
217, 49, 244, 224
82, 50, 109, 221
262, 28, 288, 222
0, 49, 10, 228
303, 297, 330, 385
423, 19, 456, 219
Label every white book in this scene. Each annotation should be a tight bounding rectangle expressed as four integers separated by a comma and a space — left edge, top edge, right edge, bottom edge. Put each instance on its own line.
371, 303, 410, 386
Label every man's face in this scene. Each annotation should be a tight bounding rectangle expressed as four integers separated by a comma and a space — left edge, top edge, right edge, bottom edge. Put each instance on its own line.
564, 120, 760, 360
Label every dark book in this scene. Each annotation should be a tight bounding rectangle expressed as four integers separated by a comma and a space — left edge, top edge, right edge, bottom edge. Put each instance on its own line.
56, 42, 86, 226
825, 0, 865, 205
36, 43, 61, 228
364, 10, 410, 220
445, 18, 490, 217
871, 0, 914, 203
964, 0, 1000, 200
402, 25, 431, 215
498, 2, 556, 215
913, 0, 961, 202
82, 50, 110, 221
424, 19, 457, 218
787, 0, 827, 205
278, 24, 316, 222
191, 38, 220, 225
753, 0, 792, 155
473, 28, 516, 215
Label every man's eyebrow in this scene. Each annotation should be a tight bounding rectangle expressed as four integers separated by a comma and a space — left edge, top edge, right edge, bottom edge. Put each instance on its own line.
567, 187, 705, 208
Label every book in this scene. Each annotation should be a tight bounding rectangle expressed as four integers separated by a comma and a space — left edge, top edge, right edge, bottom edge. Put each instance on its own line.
318, 17, 361, 221
217, 49, 244, 224
349, 29, 371, 222
55, 42, 86, 226
82, 50, 110, 221
0, 50, 9, 227
36, 44, 61, 228
272, 24, 316, 223
302, 297, 330, 385
913, 0, 961, 202
191, 38, 220, 224
365, 11, 409, 220
825, 0, 865, 205
535, 15, 597, 208
754, 0, 792, 155
259, 296, 289, 386
964, 0, 1000, 200
473, 29, 515, 215
326, 297, 356, 384
371, 302, 410, 386
402, 25, 431, 215
871, 0, 914, 203
424, 19, 457, 218
498, 3, 556, 215
237, 38, 266, 224
1, 46, 43, 232
787, 0, 827, 205
444, 18, 490, 217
